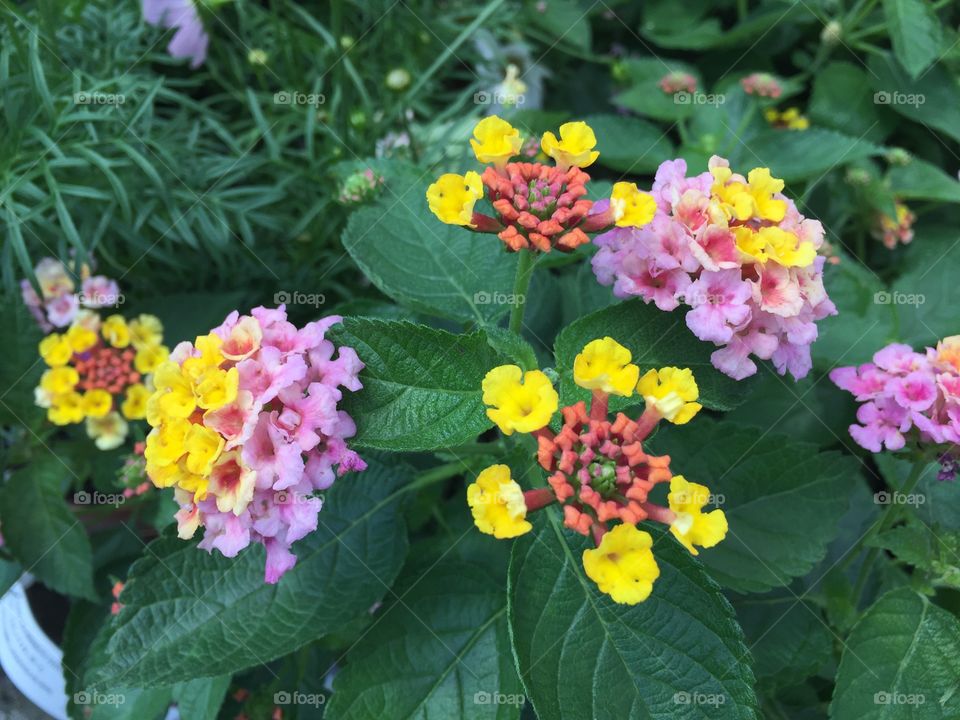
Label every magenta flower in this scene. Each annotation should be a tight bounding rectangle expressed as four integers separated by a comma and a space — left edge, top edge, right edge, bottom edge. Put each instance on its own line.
684, 269, 753, 344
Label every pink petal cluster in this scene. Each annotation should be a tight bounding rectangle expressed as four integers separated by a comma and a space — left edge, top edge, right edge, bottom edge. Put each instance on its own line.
830, 338, 960, 472
591, 157, 836, 380
175, 306, 366, 583
20, 257, 121, 331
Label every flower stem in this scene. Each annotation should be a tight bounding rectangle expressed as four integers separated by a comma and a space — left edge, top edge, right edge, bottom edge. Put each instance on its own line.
508, 249, 535, 335
850, 458, 927, 603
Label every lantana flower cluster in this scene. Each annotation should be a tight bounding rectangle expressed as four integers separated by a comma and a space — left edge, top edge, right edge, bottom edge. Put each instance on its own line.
35, 312, 167, 449
831, 336, 960, 480
873, 201, 915, 249
20, 256, 121, 332
467, 337, 728, 604
144, 306, 366, 583
426, 116, 656, 253
591, 157, 836, 380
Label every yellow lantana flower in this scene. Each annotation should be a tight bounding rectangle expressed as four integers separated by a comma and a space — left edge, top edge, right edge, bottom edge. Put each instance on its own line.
482, 365, 558, 435
101, 315, 131, 348
744, 168, 787, 222
48, 392, 85, 425
184, 424, 224, 476
128, 314, 164, 350
144, 418, 190, 468
153, 362, 197, 419
195, 367, 239, 411
636, 367, 702, 425
466, 464, 532, 539
470, 115, 522, 166
39, 334, 73, 367
86, 411, 128, 451
758, 226, 816, 267
573, 338, 640, 397
668, 475, 728, 555
182, 334, 225, 381
541, 121, 599, 168
582, 523, 660, 604
81, 389, 113, 419
121, 383, 151, 420
66, 324, 98, 353
426, 172, 484, 227
40, 366, 79, 396
135, 343, 170, 374
610, 182, 656, 228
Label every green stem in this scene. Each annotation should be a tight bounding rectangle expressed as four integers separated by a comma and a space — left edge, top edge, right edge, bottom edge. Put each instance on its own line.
509, 249, 536, 335
850, 458, 927, 602
402, 461, 465, 494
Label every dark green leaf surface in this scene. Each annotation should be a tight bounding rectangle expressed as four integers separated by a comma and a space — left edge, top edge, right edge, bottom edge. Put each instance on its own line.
86, 459, 409, 688
509, 514, 759, 719
830, 589, 960, 719
332, 318, 503, 451
883, 0, 943, 78
0, 450, 95, 599
651, 420, 859, 592
328, 559, 522, 719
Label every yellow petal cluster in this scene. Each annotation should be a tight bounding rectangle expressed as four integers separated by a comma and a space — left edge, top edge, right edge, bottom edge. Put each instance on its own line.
573, 337, 640, 397
466, 464, 532, 539
582, 524, 660, 604
482, 365, 558, 435
637, 367, 702, 424
667, 475, 728, 555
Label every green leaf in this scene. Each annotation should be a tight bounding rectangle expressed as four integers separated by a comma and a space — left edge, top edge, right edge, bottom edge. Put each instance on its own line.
651, 420, 859, 592
553, 298, 750, 413
890, 225, 959, 346
0, 301, 44, 427
343, 163, 518, 324
733, 590, 833, 692
883, 0, 943, 78
327, 559, 522, 719
86, 458, 410, 688
525, 0, 590, 50
173, 675, 232, 720
584, 114, 675, 175
809, 62, 893, 142
830, 589, 960, 718
485, 326, 538, 371
869, 53, 960, 143
0, 450, 95, 599
331, 318, 503, 451
731, 128, 884, 183
888, 158, 960, 203
509, 514, 759, 719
